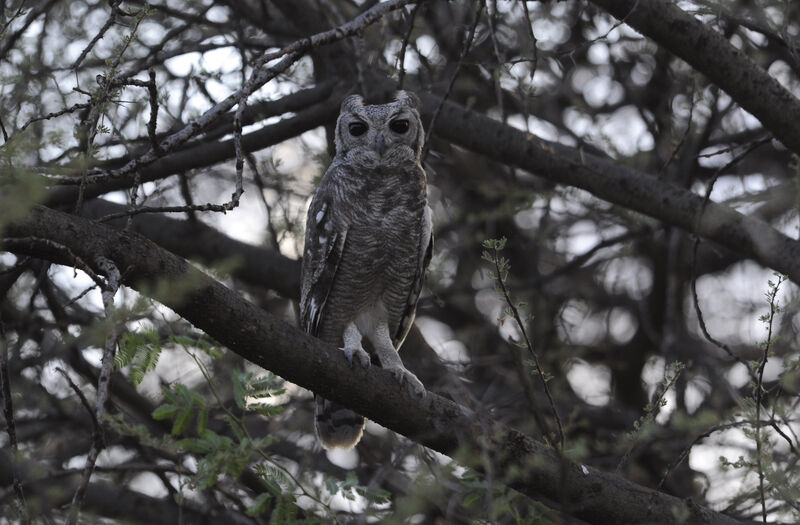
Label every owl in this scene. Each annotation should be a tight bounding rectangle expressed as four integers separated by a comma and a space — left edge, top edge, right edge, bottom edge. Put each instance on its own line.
299, 91, 433, 450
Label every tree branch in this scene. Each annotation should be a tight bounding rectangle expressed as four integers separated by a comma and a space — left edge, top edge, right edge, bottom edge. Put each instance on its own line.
80, 198, 302, 299
588, 0, 800, 155
410, 89, 800, 284
44, 94, 343, 207
3, 205, 755, 525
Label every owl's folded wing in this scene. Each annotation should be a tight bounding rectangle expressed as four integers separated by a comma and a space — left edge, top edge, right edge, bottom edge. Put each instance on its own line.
393, 204, 433, 348
299, 197, 348, 337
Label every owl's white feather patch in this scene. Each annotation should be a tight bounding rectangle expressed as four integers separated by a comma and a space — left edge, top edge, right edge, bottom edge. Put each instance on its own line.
309, 297, 318, 317
315, 203, 327, 224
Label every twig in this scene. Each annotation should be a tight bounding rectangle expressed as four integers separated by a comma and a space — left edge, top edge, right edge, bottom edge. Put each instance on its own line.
519, 0, 539, 81
18, 101, 93, 132
690, 135, 773, 371
754, 273, 784, 523
0, 317, 29, 524
0, 1, 28, 38
177, 172, 197, 222
396, 1, 422, 89
55, 367, 100, 431
482, 238, 565, 449
0, 116, 9, 143
617, 361, 684, 473
422, 0, 483, 162
145, 70, 162, 155
1, 237, 106, 288
65, 256, 121, 525
657, 421, 746, 489
249, 155, 282, 253
74, 5, 153, 215
71, 0, 125, 70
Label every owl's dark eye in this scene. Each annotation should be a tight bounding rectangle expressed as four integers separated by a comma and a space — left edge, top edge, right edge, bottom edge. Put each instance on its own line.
348, 122, 368, 136
389, 119, 409, 134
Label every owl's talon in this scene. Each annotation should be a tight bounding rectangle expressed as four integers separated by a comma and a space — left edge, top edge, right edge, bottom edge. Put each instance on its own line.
339, 346, 371, 368
386, 366, 426, 398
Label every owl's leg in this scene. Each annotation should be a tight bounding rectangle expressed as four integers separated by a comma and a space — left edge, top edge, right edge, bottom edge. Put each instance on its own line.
371, 322, 426, 398
341, 321, 371, 368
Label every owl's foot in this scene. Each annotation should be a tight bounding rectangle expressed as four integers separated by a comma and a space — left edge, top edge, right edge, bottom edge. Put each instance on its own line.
386, 366, 426, 398
339, 345, 371, 369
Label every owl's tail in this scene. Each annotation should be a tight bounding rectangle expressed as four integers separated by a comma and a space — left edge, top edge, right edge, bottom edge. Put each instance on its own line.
314, 396, 366, 450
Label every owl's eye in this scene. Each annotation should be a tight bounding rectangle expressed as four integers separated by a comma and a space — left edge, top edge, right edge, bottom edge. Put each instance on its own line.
389, 119, 409, 134
348, 122, 368, 136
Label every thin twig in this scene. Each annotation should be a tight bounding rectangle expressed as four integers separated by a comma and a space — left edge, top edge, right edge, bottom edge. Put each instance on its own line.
519, 0, 539, 81
690, 135, 773, 371
484, 238, 565, 449
1, 237, 106, 288
249, 155, 282, 253
422, 0, 483, 163
18, 101, 93, 132
617, 362, 684, 472
55, 367, 100, 431
396, 1, 422, 89
0, 116, 9, 143
71, 0, 125, 70
146, 70, 162, 155
0, 317, 30, 524
755, 273, 784, 523
65, 256, 121, 525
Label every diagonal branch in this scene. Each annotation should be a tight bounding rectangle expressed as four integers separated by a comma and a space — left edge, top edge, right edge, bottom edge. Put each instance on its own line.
410, 89, 800, 284
3, 205, 755, 525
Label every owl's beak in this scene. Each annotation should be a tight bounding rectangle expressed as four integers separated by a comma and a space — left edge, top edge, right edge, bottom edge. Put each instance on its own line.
375, 134, 385, 156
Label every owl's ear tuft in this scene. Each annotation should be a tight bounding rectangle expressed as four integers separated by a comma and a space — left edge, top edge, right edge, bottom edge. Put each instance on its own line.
341, 94, 365, 113
395, 90, 421, 110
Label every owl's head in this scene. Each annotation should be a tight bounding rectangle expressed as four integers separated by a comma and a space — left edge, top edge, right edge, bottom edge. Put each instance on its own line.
334, 91, 425, 164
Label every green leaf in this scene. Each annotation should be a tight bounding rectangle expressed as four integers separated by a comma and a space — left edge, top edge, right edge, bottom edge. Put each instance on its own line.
246, 493, 272, 517
172, 405, 193, 436
196, 406, 208, 434
464, 492, 481, 507
152, 404, 178, 420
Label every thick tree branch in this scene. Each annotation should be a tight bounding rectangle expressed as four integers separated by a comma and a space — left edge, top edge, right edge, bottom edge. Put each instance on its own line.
2, 205, 754, 525
411, 90, 800, 284
80, 199, 302, 299
588, 0, 800, 155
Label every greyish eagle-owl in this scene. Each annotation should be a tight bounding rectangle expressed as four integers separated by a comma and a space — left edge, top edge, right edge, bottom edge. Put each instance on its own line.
299, 91, 433, 450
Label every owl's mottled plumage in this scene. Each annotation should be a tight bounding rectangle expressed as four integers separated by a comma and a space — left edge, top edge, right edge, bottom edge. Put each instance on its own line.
300, 91, 432, 450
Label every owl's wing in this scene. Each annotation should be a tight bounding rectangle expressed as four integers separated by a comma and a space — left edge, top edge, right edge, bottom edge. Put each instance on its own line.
299, 190, 348, 337
393, 204, 433, 348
